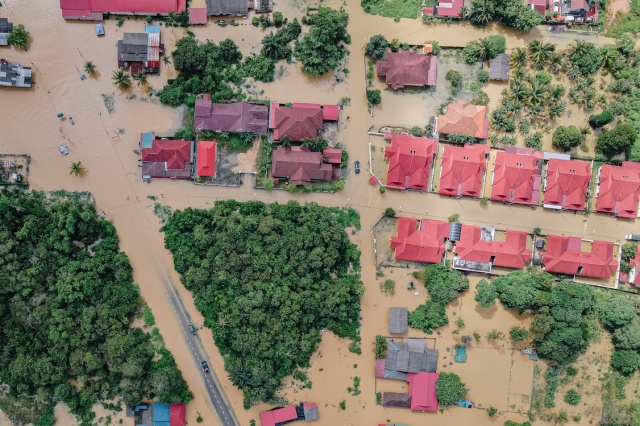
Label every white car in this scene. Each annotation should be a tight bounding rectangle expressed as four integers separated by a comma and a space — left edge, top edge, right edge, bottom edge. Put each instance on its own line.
58, 145, 69, 155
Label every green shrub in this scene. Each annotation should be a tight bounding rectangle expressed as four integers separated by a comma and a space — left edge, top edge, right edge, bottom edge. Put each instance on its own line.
509, 326, 530, 342
564, 389, 581, 406
365, 34, 389, 59
367, 89, 382, 105
588, 110, 614, 128
477, 68, 490, 84
435, 373, 467, 406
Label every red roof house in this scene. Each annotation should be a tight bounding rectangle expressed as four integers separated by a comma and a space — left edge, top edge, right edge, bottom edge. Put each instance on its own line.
408, 372, 439, 412
528, 0, 548, 15
322, 148, 343, 165
595, 162, 640, 219
169, 404, 186, 426
439, 144, 490, 198
269, 103, 324, 141
188, 0, 207, 24
196, 141, 216, 177
260, 403, 318, 426
437, 100, 488, 139
628, 247, 640, 287
434, 0, 464, 18
60, 0, 186, 20
384, 134, 438, 190
376, 51, 437, 90
195, 100, 269, 134
271, 146, 334, 185
455, 226, 531, 269
543, 159, 591, 211
491, 149, 543, 205
390, 217, 450, 263
140, 132, 192, 179
542, 235, 618, 279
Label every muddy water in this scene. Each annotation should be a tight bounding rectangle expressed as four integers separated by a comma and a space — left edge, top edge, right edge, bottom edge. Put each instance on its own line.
0, 0, 635, 425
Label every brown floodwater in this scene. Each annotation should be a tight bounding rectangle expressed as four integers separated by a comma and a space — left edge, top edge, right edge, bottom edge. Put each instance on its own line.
0, 0, 633, 425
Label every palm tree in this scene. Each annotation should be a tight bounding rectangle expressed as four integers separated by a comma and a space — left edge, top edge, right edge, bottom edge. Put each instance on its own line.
165, 12, 178, 27
528, 40, 555, 69
550, 84, 566, 101
227, 360, 252, 389
528, 81, 547, 107
84, 61, 96, 75
111, 69, 132, 90
548, 101, 566, 120
69, 162, 85, 177
510, 81, 529, 103
162, 56, 171, 66
468, 0, 495, 27
133, 70, 148, 86
548, 53, 564, 73
510, 48, 527, 69
513, 67, 527, 81
568, 40, 590, 57
600, 45, 619, 71
261, 32, 281, 60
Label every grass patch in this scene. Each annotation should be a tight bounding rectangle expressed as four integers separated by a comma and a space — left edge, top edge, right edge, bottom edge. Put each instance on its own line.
361, 0, 422, 19
607, 2, 640, 38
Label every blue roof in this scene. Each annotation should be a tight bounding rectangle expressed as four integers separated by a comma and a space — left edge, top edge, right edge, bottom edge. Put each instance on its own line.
141, 132, 154, 148
145, 25, 161, 33
95, 23, 104, 35
153, 403, 170, 422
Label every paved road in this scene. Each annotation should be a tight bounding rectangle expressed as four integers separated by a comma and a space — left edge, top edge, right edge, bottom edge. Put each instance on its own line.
163, 276, 238, 426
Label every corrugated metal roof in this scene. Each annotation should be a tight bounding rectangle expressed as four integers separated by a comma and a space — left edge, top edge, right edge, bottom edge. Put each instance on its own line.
206, 0, 248, 16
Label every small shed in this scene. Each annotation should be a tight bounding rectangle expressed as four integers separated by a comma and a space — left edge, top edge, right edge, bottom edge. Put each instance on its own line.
389, 307, 408, 334
95, 23, 104, 36
382, 392, 412, 408
489, 54, 510, 81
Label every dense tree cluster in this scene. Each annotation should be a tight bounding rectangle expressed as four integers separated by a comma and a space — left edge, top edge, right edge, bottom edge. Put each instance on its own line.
409, 265, 468, 333
475, 279, 498, 308
294, 8, 351, 76
596, 122, 638, 158
599, 293, 640, 376
162, 201, 363, 406
462, 35, 506, 64
468, 0, 543, 32
0, 189, 191, 424
552, 125, 583, 152
365, 34, 388, 60
435, 372, 468, 406
492, 271, 596, 364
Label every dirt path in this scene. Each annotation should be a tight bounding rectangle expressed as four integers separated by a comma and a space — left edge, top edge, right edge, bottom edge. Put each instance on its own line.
605, 0, 631, 32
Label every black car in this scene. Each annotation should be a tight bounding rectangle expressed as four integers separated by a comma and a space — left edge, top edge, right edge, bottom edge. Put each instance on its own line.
354, 160, 361, 174
201, 361, 209, 373
188, 324, 196, 335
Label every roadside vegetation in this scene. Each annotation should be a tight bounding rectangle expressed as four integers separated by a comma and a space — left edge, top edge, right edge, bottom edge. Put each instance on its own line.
7, 24, 30, 50
467, 0, 543, 31
162, 201, 363, 407
607, 1, 640, 38
0, 189, 191, 425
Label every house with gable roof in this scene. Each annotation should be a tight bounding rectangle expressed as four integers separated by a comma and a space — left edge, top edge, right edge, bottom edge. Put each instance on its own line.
595, 162, 640, 219
384, 134, 438, 190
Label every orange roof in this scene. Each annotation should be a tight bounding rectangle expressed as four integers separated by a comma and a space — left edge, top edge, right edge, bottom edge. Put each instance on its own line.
437, 100, 488, 139
390, 217, 450, 263
544, 159, 591, 211
491, 150, 543, 205
543, 236, 617, 279
439, 144, 489, 197
456, 226, 531, 269
384, 133, 438, 190
196, 141, 216, 177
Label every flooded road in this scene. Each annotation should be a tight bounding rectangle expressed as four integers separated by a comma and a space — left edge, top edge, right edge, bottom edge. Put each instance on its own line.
0, 0, 633, 425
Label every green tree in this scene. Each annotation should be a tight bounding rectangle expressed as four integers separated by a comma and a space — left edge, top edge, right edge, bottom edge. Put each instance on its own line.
384, 207, 396, 217
510, 47, 527, 69
509, 326, 530, 342
598, 294, 637, 330
83, 61, 96, 75
552, 125, 582, 152
435, 373, 468, 406
365, 35, 388, 60
420, 264, 469, 305
588, 110, 614, 128
564, 389, 581, 406
475, 279, 498, 308
7, 24, 30, 50
612, 321, 640, 351
367, 89, 381, 105
294, 8, 351, 76
133, 70, 148, 87
408, 301, 448, 333
468, 0, 495, 26
611, 350, 640, 376
596, 123, 638, 158
69, 162, 85, 177
112, 69, 132, 90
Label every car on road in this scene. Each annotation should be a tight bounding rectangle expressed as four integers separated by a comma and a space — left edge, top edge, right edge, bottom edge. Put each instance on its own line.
354, 160, 360, 174
58, 145, 69, 155
188, 324, 196, 335
201, 361, 209, 373
626, 234, 640, 242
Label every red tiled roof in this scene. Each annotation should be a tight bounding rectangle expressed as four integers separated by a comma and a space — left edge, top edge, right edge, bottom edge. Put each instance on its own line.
141, 136, 191, 179
570, 0, 589, 10
196, 141, 216, 177
543, 236, 617, 278
322, 148, 343, 165
456, 226, 531, 269
422, 6, 434, 15
322, 104, 340, 121
390, 217, 450, 263
189, 7, 207, 24
376, 51, 437, 90
408, 372, 439, 412
630, 247, 640, 286
271, 146, 333, 185
595, 163, 640, 219
194, 100, 268, 134
439, 144, 489, 197
528, 0, 547, 5
435, 0, 463, 17
544, 159, 591, 211
384, 134, 437, 190
437, 100, 488, 139
269, 103, 324, 141
259, 406, 298, 426
60, 0, 185, 17
169, 404, 186, 426
491, 150, 542, 205
375, 358, 386, 378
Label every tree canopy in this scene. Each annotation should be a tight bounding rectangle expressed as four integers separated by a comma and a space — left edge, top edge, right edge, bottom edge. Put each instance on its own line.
0, 189, 191, 424
468, 0, 542, 32
435, 372, 468, 406
294, 8, 351, 76
475, 279, 498, 308
552, 125, 583, 152
365, 34, 388, 60
596, 122, 638, 158
462, 35, 506, 64
421, 264, 469, 305
162, 201, 363, 407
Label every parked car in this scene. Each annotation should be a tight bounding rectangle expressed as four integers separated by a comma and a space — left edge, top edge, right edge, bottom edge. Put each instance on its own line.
354, 160, 360, 174
626, 234, 640, 242
188, 324, 196, 335
58, 145, 69, 155
201, 361, 209, 373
